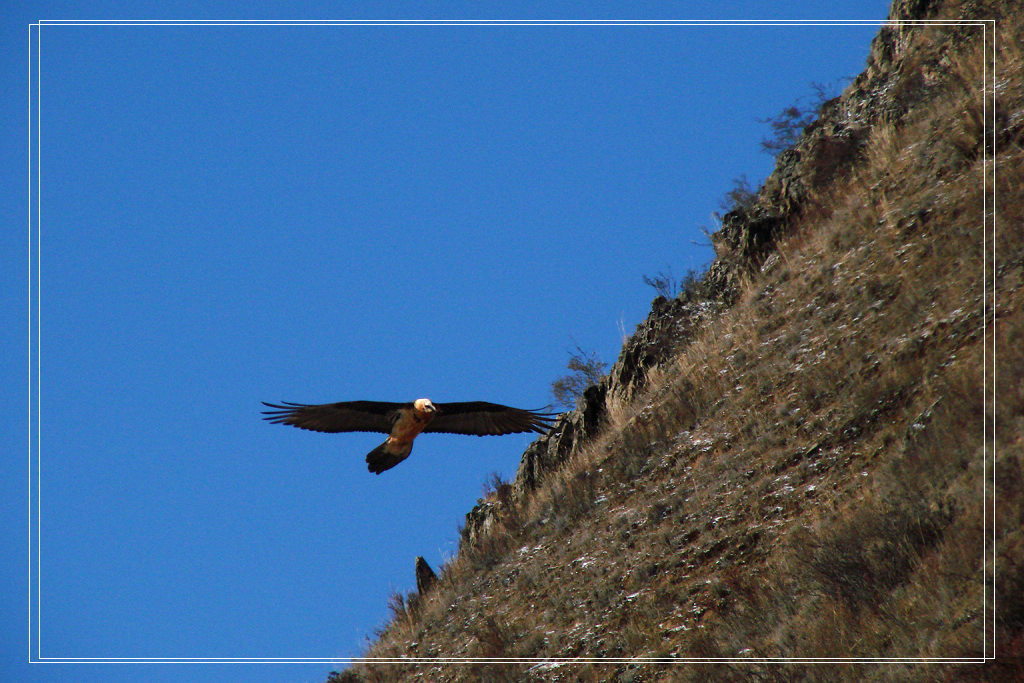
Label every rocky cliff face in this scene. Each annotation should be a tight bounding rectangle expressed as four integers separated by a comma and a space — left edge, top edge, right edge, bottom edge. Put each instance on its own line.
464, 0, 1007, 544
346, 0, 1021, 678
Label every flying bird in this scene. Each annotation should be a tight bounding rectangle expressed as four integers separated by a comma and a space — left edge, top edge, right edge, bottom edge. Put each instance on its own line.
262, 398, 556, 474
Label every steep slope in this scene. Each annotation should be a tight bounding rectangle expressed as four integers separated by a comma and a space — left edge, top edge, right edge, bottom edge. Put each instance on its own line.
341, 0, 1022, 680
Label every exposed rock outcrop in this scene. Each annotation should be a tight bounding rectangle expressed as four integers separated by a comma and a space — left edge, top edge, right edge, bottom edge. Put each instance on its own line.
415, 556, 437, 596
512, 382, 607, 503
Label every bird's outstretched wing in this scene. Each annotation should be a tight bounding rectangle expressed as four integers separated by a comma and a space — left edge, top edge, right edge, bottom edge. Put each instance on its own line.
261, 400, 408, 434
425, 402, 556, 436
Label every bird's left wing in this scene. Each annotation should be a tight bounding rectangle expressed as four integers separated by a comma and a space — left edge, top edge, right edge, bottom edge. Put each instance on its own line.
261, 400, 406, 434
425, 402, 557, 436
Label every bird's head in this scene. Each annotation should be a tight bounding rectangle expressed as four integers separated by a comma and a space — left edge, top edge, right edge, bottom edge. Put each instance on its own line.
413, 398, 437, 415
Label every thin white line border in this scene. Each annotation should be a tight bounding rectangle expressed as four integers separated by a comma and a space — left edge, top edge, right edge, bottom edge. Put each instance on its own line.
28, 16, 998, 666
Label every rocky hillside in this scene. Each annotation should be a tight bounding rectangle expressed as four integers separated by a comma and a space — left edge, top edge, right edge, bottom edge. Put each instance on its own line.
338, 0, 1023, 680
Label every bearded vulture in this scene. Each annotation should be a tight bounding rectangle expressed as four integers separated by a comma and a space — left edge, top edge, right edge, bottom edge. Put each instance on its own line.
262, 398, 555, 474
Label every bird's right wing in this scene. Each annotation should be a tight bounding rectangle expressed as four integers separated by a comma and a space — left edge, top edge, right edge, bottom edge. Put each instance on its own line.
261, 400, 407, 434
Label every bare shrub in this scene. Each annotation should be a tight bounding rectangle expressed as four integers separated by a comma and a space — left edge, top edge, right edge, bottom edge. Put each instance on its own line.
550, 344, 607, 410
717, 174, 759, 215
759, 79, 850, 155
642, 265, 707, 302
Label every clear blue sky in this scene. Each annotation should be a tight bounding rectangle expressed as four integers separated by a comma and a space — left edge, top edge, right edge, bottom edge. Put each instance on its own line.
4, 1, 890, 681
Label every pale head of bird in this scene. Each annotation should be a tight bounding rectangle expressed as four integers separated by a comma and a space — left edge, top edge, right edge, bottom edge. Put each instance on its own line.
413, 398, 437, 415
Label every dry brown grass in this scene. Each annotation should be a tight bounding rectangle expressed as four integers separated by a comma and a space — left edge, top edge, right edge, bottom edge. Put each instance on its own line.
343, 11, 1024, 682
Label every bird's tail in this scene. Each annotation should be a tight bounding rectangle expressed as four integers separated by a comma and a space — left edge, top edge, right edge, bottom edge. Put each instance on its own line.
366, 439, 413, 475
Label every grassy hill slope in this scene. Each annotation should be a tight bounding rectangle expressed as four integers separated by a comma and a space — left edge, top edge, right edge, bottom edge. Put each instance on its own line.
340, 1, 1023, 680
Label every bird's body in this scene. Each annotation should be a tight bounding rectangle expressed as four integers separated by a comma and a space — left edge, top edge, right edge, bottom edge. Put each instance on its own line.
389, 398, 437, 444
262, 397, 555, 474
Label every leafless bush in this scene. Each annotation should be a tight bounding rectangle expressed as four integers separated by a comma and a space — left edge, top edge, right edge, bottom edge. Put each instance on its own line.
759, 79, 849, 155
717, 174, 758, 215
550, 344, 607, 410
642, 266, 704, 301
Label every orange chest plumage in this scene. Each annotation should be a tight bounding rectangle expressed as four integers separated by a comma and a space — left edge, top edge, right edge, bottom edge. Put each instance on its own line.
389, 407, 436, 445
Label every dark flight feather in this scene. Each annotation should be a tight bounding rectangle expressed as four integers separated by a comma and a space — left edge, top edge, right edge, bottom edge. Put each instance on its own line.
261, 400, 408, 434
